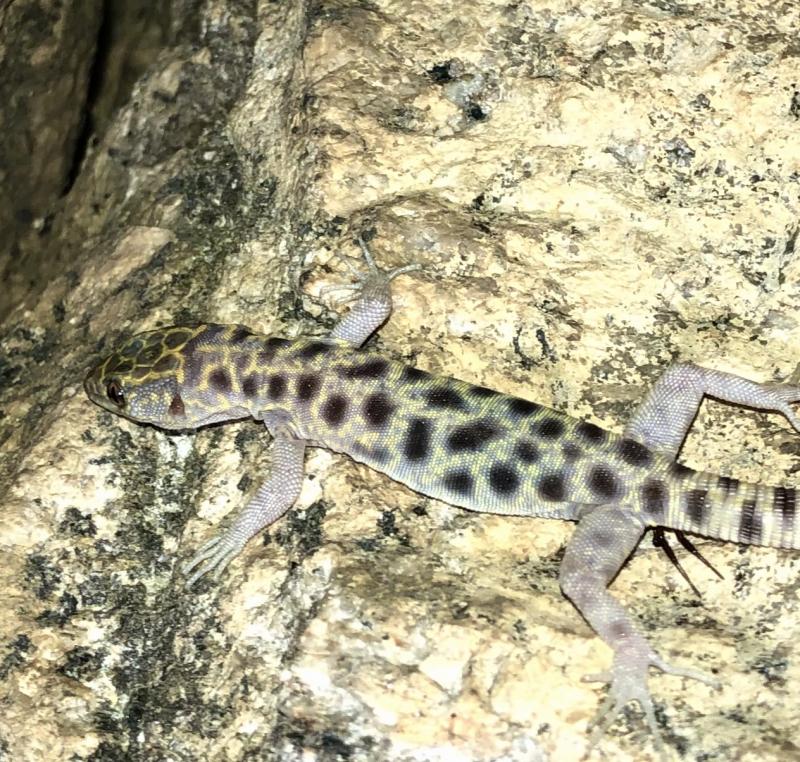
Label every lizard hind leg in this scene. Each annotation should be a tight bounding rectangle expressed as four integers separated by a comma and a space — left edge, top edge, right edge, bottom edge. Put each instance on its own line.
624, 362, 800, 460
624, 362, 800, 587
582, 644, 720, 760
560, 504, 719, 758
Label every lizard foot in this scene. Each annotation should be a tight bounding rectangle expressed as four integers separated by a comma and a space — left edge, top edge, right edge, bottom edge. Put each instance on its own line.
582, 647, 719, 760
182, 532, 246, 586
762, 381, 800, 433
320, 236, 420, 304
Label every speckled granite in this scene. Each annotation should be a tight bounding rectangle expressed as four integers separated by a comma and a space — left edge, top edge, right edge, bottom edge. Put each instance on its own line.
1, 1, 799, 761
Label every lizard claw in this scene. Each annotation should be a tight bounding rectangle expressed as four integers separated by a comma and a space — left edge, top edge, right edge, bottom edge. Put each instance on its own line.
182, 533, 246, 586
355, 235, 422, 281
319, 236, 420, 307
581, 649, 718, 761
583, 659, 666, 761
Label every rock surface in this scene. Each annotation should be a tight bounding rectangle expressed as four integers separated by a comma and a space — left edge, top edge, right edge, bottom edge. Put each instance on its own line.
0, 0, 102, 319
1, 1, 799, 761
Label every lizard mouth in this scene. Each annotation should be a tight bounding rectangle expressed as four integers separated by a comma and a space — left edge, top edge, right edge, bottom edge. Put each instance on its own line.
84, 365, 103, 400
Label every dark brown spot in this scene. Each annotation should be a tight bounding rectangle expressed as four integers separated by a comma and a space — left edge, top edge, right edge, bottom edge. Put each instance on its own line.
169, 394, 185, 417
209, 368, 231, 392
774, 486, 796, 541
591, 529, 614, 547
425, 387, 465, 410
401, 366, 429, 383
539, 472, 566, 501
562, 443, 582, 461
296, 373, 321, 401
371, 447, 389, 463
106, 355, 128, 373
197, 324, 227, 343
242, 373, 259, 398
296, 340, 332, 359
739, 499, 762, 544
609, 620, 633, 640
507, 398, 541, 416
443, 469, 474, 496
617, 438, 652, 467
110, 360, 134, 374
488, 463, 520, 495
588, 465, 621, 499
164, 331, 192, 349
514, 439, 539, 463
446, 420, 500, 452
343, 359, 389, 379
132, 366, 151, 379
718, 475, 740, 497
121, 338, 144, 356
404, 418, 431, 460
363, 393, 396, 427
235, 354, 250, 375
470, 385, 500, 398
641, 479, 666, 518
685, 489, 708, 525
183, 352, 205, 385
536, 417, 565, 439
231, 326, 253, 344
181, 326, 223, 359
322, 394, 348, 426
671, 462, 694, 479
258, 337, 291, 364
576, 421, 605, 443
353, 443, 389, 464
268, 374, 287, 400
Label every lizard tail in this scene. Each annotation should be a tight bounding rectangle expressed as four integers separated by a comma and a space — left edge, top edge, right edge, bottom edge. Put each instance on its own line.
664, 470, 797, 549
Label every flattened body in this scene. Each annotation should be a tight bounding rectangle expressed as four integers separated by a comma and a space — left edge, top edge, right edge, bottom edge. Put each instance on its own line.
86, 323, 798, 548
113, 325, 682, 521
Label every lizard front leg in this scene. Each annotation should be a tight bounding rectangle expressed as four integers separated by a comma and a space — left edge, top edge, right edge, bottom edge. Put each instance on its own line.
327, 236, 419, 348
182, 237, 416, 584
183, 429, 306, 585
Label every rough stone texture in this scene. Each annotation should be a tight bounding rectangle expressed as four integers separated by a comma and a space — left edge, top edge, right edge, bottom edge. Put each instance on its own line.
1, 1, 799, 761
0, 0, 103, 319
0, 0, 186, 323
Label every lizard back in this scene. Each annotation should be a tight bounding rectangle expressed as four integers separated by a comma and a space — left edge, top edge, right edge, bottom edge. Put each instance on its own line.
86, 323, 797, 547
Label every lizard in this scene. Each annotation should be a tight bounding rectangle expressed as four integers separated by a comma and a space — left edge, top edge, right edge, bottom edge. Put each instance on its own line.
84, 237, 800, 758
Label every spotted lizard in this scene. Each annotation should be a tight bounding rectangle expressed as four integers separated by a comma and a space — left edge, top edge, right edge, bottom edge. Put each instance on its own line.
84, 238, 800, 757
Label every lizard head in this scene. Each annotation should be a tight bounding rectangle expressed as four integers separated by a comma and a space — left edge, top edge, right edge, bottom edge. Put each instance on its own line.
84, 325, 208, 430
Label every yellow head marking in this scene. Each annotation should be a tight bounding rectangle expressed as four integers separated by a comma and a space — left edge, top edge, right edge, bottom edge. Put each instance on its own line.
84, 326, 204, 428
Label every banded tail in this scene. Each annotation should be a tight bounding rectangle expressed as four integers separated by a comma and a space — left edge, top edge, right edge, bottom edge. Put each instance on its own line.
666, 470, 797, 549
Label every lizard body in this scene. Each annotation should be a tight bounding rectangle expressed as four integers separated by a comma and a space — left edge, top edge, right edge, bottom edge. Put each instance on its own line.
86, 322, 796, 547
84, 240, 800, 757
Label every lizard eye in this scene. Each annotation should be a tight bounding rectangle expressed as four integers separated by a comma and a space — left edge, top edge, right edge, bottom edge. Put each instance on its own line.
106, 380, 125, 407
